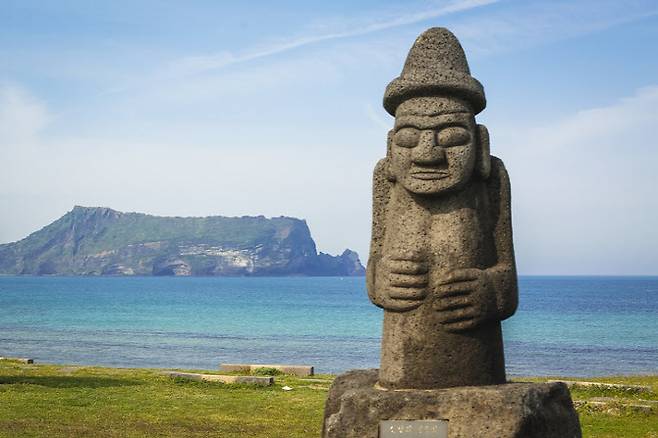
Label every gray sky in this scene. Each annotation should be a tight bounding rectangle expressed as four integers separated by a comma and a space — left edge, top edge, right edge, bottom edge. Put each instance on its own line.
2, 0, 658, 274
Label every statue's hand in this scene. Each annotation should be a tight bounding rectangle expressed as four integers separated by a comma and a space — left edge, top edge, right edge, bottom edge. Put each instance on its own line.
376, 253, 429, 312
433, 268, 496, 332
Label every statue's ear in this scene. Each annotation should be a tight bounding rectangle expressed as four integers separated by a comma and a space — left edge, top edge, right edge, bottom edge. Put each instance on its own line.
476, 124, 491, 179
385, 129, 396, 182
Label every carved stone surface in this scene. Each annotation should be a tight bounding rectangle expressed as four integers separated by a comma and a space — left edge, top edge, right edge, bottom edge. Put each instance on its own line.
322, 26, 582, 437
323, 370, 582, 438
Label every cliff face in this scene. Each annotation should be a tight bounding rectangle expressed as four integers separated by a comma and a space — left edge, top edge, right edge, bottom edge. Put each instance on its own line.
0, 206, 365, 277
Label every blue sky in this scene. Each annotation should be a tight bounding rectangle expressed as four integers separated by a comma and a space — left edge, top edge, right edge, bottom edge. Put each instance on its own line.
1, 0, 658, 274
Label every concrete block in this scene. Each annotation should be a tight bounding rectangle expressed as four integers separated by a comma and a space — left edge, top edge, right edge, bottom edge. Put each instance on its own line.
165, 371, 273, 386
219, 363, 314, 376
547, 380, 652, 393
0, 357, 34, 364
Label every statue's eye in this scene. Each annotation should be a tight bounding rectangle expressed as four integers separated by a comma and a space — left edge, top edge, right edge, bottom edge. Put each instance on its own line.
437, 126, 471, 147
394, 127, 420, 148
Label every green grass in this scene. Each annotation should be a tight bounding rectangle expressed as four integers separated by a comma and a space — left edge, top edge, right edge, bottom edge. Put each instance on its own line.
0, 360, 329, 437
0, 360, 656, 437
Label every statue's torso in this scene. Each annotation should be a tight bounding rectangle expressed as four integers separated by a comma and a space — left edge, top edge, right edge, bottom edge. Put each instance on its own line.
383, 182, 497, 282
378, 181, 505, 389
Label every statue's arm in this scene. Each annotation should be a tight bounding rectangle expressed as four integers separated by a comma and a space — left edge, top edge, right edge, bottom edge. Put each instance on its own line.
488, 157, 518, 320
367, 159, 429, 312
367, 159, 389, 308
432, 158, 518, 332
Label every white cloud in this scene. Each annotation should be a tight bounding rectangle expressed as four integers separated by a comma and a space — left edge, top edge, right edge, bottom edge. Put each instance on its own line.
453, 0, 658, 56
0, 84, 50, 145
503, 85, 658, 274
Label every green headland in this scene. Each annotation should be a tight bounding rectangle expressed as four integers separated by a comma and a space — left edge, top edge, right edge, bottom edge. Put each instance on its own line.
0, 206, 365, 277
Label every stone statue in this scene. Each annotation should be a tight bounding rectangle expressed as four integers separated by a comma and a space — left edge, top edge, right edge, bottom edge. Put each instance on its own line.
367, 27, 517, 390
322, 28, 582, 438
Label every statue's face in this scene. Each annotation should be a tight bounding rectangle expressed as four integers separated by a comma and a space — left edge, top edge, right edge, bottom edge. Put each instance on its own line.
390, 96, 476, 195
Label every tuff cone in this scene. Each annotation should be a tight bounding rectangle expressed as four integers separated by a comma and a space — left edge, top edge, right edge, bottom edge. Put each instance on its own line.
383, 27, 486, 115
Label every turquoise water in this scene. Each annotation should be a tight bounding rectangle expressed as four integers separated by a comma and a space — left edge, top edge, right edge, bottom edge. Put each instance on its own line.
0, 276, 656, 376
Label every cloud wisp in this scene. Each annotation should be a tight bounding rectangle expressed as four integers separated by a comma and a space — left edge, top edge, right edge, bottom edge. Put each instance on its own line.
152, 0, 658, 104
170, 0, 499, 75
170, 0, 658, 78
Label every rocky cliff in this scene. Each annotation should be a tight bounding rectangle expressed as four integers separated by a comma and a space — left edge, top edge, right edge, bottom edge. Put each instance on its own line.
0, 206, 365, 276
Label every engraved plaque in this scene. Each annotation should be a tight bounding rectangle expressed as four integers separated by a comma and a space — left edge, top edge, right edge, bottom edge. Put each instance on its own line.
380, 420, 448, 437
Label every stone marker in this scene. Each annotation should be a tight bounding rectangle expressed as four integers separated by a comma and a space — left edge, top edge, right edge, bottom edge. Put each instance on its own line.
0, 357, 34, 364
322, 27, 582, 438
548, 380, 652, 393
574, 397, 656, 414
219, 363, 314, 377
165, 371, 273, 386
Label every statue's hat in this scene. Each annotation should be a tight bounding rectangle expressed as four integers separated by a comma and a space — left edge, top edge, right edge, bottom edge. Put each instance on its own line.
383, 27, 486, 115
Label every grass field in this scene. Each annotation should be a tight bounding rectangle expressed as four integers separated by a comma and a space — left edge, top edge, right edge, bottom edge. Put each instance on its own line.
0, 360, 656, 437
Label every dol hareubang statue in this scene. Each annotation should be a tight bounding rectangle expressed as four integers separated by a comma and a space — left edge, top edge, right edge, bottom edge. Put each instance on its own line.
367, 27, 517, 390
322, 28, 582, 438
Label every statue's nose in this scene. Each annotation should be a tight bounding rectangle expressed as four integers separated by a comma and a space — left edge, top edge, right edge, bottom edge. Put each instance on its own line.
412, 130, 446, 164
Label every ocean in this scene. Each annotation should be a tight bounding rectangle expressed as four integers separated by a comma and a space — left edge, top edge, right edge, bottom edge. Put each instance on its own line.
0, 276, 656, 376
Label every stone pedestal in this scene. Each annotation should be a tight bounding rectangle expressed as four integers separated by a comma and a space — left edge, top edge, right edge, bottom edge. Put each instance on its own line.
322, 370, 582, 438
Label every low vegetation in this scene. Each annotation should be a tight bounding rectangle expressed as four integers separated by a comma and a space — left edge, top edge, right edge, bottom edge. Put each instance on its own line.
0, 360, 655, 437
